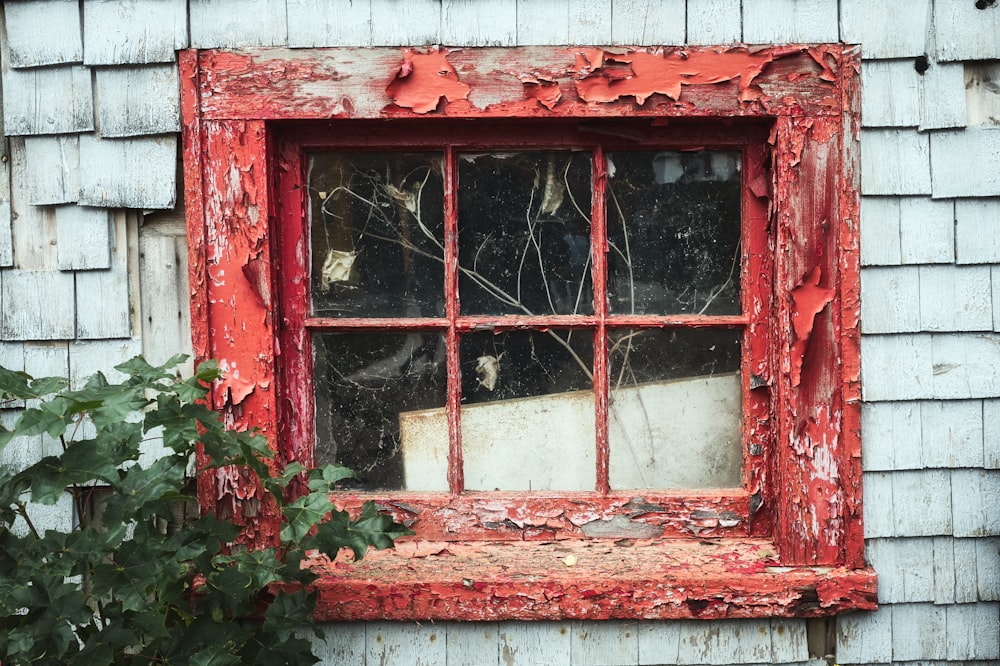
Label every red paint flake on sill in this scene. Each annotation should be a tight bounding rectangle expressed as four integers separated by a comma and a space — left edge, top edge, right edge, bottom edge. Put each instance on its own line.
386, 47, 471, 114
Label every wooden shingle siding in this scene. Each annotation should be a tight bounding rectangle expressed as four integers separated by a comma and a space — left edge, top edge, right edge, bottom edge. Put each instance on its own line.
74, 213, 132, 339
4, 0, 82, 68
23, 135, 80, 205
860, 266, 920, 333
860, 129, 931, 195
931, 333, 1000, 399
609, 0, 685, 46
965, 61, 1000, 126
919, 62, 967, 130
860, 334, 934, 401
839, 0, 929, 58
286, 0, 373, 47
83, 0, 189, 65
836, 607, 893, 663
917, 265, 993, 332
514, 0, 614, 46
919, 400, 987, 468
9, 139, 58, 270
0, 270, 75, 340
898, 198, 955, 265
441, 0, 516, 46
95, 65, 181, 137
741, 0, 838, 44
951, 469, 1000, 537
984, 398, 1000, 468
188, 0, 289, 48
685, 0, 740, 45
55, 205, 111, 271
78, 135, 176, 209
864, 470, 954, 538
863, 401, 991, 472
859, 197, 903, 266
934, 0, 1000, 62
930, 128, 1000, 198
955, 199, 1000, 264
861, 402, 920, 470
139, 211, 192, 367
1, 65, 93, 136
861, 61, 921, 128
370, 0, 441, 46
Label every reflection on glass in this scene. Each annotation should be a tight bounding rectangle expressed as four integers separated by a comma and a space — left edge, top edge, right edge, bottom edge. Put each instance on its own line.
459, 330, 595, 490
607, 150, 742, 315
309, 152, 445, 317
458, 152, 593, 316
313, 332, 447, 490
608, 328, 742, 489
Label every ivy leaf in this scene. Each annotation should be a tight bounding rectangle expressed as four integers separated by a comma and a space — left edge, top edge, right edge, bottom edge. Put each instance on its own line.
281, 492, 335, 543
307, 464, 356, 492
306, 502, 414, 561
14, 401, 69, 438
262, 589, 316, 643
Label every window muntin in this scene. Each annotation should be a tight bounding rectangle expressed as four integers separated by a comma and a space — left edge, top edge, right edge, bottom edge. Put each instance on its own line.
302, 130, 754, 494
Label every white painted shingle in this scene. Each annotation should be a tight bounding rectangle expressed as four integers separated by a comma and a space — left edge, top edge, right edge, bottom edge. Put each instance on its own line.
955, 199, 1000, 265
860, 197, 901, 266
1, 66, 94, 136
287, 0, 373, 47
860, 129, 931, 195
95, 65, 181, 137
966, 61, 1000, 127
918, 265, 993, 332
984, 398, 1000, 468
442, 0, 516, 46
75, 213, 131, 339
946, 602, 1000, 660
860, 334, 934, 401
139, 213, 192, 368
836, 606, 893, 664
742, 0, 839, 44
866, 538, 935, 603
977, 537, 1000, 599
899, 198, 954, 265
932, 333, 1000, 399
610, 0, 685, 45
68, 338, 142, 388
0, 141, 11, 267
0, 270, 76, 340
994, 266, 1000, 334
570, 621, 638, 665
930, 128, 1000, 198
370, 0, 441, 46
636, 621, 682, 664
860, 266, 920, 333
23, 135, 80, 205
861, 60, 921, 127
4, 0, 83, 67
568, 0, 613, 45
55, 205, 112, 271
367, 621, 449, 664
891, 603, 946, 661
83, 0, 188, 65
894, 469, 954, 536
840, 0, 929, 58
189, 0, 288, 48
933, 535, 960, 603
863, 471, 896, 537
951, 469, 1000, 537
78, 134, 176, 209
920, 400, 985, 468
862, 401, 921, 470
920, 62, 967, 130
952, 537, 982, 602
686, 0, 740, 44
8, 139, 58, 271
934, 0, 1000, 62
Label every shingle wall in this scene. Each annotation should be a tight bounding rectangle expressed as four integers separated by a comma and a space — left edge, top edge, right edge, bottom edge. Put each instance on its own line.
1, 1, 999, 663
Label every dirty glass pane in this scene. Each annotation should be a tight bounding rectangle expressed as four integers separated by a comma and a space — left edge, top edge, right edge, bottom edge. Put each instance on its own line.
459, 330, 595, 490
457, 151, 593, 316
606, 151, 742, 315
608, 328, 742, 489
309, 152, 445, 318
313, 332, 447, 491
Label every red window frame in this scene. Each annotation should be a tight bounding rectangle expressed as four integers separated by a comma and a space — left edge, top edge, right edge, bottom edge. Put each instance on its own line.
181, 45, 876, 620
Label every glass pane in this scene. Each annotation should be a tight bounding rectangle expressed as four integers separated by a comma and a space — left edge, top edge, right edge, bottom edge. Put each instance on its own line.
608, 328, 742, 489
313, 332, 447, 491
458, 152, 593, 316
606, 151, 742, 315
459, 330, 594, 490
309, 152, 445, 318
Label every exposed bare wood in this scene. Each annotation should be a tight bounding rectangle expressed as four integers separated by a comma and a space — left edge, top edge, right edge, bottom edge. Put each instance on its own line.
9, 138, 58, 271
139, 209, 193, 368
23, 135, 80, 205
95, 65, 181, 137
836, 606, 893, 664
4, 0, 82, 67
83, 0, 188, 65
966, 61, 1000, 127
68, 338, 142, 388
78, 135, 176, 209
55, 205, 112, 271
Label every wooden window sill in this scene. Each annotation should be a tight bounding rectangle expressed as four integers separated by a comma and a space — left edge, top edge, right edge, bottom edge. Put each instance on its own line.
303, 538, 877, 621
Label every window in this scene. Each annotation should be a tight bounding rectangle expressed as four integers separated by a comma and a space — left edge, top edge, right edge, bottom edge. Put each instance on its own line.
182, 45, 876, 620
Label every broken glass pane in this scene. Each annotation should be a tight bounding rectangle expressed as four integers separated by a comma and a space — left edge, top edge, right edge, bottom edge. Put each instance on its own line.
313, 332, 447, 491
459, 329, 595, 490
309, 152, 445, 318
606, 150, 742, 315
457, 151, 593, 316
608, 328, 742, 489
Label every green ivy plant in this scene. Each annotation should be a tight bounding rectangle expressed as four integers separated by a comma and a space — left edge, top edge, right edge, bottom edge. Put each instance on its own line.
0, 355, 411, 665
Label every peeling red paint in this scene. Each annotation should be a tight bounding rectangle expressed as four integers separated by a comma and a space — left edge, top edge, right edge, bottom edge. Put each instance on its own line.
521, 76, 562, 110
386, 48, 471, 114
789, 266, 835, 388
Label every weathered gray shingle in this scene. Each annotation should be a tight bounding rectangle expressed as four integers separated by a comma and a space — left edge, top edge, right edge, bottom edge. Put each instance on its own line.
1, 66, 94, 135
861, 60, 921, 127
918, 265, 993, 332
861, 334, 934, 401
861, 129, 931, 195
686, 0, 741, 44
955, 198, 1000, 264
75, 214, 131, 339
370, 0, 441, 46
610, 0, 685, 46
935, 0, 1000, 62
55, 205, 111, 271
68, 338, 142, 388
23, 135, 80, 204
931, 129, 1000, 197
951, 469, 1000, 537
862, 401, 920, 470
860, 266, 920, 334
891, 603, 947, 660
78, 134, 176, 209
932, 333, 1000, 399
742, 0, 838, 43
920, 61, 967, 130
189, 0, 288, 48
83, 0, 189, 65
840, 0, 929, 58
946, 602, 1000, 660
441, 0, 516, 46
837, 606, 893, 664
4, 0, 83, 67
286, 0, 373, 47
0, 270, 76, 340
864, 470, 953, 537
95, 65, 181, 138
899, 198, 955, 265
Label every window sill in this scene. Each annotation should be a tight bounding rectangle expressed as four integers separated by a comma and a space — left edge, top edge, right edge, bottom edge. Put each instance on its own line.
304, 538, 877, 621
